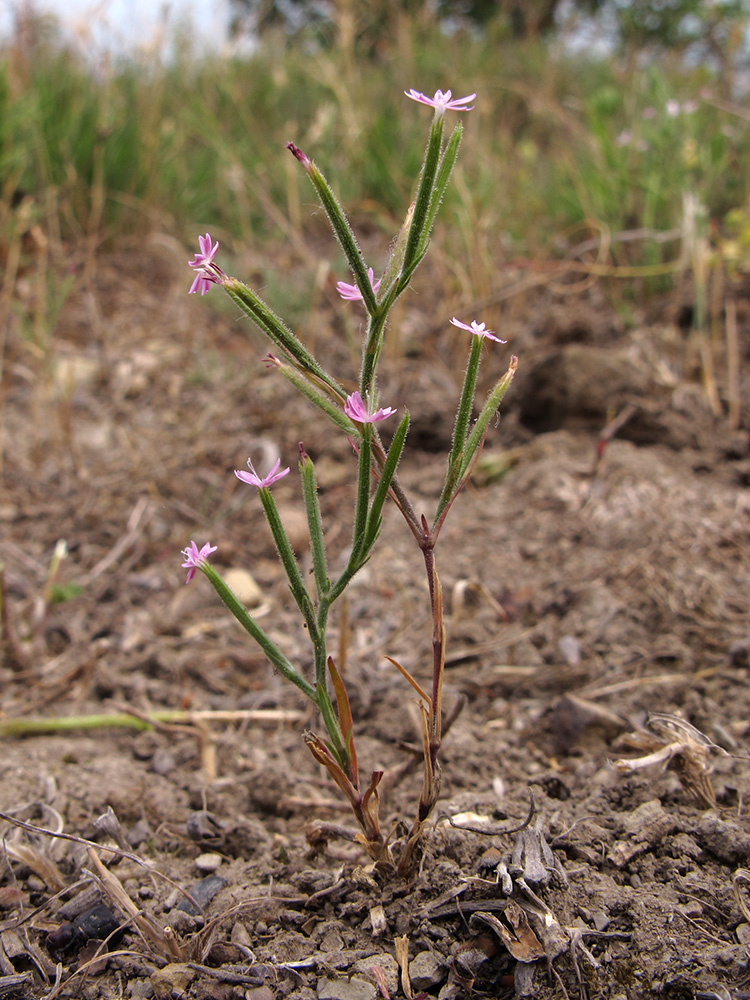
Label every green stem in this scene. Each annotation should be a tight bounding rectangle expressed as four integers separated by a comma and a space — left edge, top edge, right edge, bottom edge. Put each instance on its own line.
299, 446, 329, 602
401, 111, 444, 282
435, 333, 483, 524
417, 121, 463, 260
360, 313, 388, 400
224, 279, 342, 396
351, 424, 372, 562
302, 161, 377, 315
201, 563, 316, 701
257, 488, 317, 634
457, 357, 518, 483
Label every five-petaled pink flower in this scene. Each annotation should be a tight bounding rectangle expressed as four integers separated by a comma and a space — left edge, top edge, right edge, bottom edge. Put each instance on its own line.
181, 540, 218, 584
234, 456, 291, 489
188, 233, 227, 295
450, 317, 506, 343
404, 89, 476, 114
336, 267, 381, 303
344, 391, 397, 424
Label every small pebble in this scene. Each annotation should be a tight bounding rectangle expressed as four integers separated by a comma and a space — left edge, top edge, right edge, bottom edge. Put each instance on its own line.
150, 749, 176, 775
166, 909, 198, 934
194, 852, 222, 873
736, 922, 750, 946
245, 989, 274, 1000
592, 910, 610, 932
126, 980, 154, 999
352, 954, 399, 996
317, 975, 376, 1000
410, 950, 447, 990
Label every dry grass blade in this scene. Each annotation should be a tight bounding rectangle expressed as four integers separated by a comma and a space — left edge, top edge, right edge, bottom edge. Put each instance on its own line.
85, 850, 181, 961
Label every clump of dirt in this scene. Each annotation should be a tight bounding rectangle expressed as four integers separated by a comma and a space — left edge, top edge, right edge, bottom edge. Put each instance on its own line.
1, 241, 750, 999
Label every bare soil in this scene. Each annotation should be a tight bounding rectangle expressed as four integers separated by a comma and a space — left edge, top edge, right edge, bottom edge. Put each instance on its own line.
2, 235, 750, 999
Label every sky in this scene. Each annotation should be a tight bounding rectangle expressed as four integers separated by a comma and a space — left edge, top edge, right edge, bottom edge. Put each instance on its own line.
1, 0, 232, 57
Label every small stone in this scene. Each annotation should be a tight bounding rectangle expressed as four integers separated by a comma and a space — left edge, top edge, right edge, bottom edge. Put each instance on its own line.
245, 989, 274, 1000
409, 950, 447, 990
676, 901, 703, 919
352, 954, 399, 996
550, 694, 625, 754
126, 979, 154, 998
736, 922, 750, 946
127, 819, 152, 847
629, 873, 642, 889
318, 926, 344, 953
150, 748, 176, 775
166, 909, 198, 934
592, 910, 610, 932
231, 921, 253, 949
729, 640, 750, 669
194, 852, 222, 873
223, 568, 263, 608
151, 964, 197, 1000
317, 976, 376, 1000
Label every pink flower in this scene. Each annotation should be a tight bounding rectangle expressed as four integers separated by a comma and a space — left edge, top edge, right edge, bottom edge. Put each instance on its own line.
344, 390, 397, 424
404, 89, 476, 114
188, 233, 227, 295
234, 456, 290, 489
336, 267, 381, 302
450, 317, 506, 343
181, 540, 217, 584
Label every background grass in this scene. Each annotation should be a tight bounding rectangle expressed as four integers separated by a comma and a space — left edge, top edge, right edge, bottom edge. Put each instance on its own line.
2, 6, 750, 314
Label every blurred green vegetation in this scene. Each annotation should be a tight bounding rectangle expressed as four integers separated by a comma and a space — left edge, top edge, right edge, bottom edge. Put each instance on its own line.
1, 2, 750, 285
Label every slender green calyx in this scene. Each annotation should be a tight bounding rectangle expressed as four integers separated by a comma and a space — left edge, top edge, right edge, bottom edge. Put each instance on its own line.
299, 444, 329, 603
288, 146, 377, 315
224, 278, 343, 396
401, 111, 445, 282
199, 562, 316, 701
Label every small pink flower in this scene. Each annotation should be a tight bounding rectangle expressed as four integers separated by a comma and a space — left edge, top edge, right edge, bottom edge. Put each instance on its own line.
188, 233, 227, 295
344, 391, 397, 424
450, 317, 506, 343
235, 456, 290, 489
336, 267, 382, 302
404, 89, 476, 114
286, 142, 311, 170
181, 540, 217, 584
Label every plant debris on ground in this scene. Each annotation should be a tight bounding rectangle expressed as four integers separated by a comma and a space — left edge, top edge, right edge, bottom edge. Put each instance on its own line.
2, 236, 750, 999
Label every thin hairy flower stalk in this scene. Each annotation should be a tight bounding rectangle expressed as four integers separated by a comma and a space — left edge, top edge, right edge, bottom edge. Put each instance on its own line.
416, 122, 463, 262
458, 357, 518, 483
378, 202, 414, 307
432, 426, 489, 542
224, 278, 343, 397
368, 430, 422, 541
269, 355, 354, 433
286, 143, 377, 315
442, 330, 484, 505
362, 413, 410, 552
199, 563, 316, 702
360, 312, 389, 400
434, 356, 518, 532
401, 111, 445, 282
299, 445, 329, 603
351, 424, 372, 562
256, 487, 317, 636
